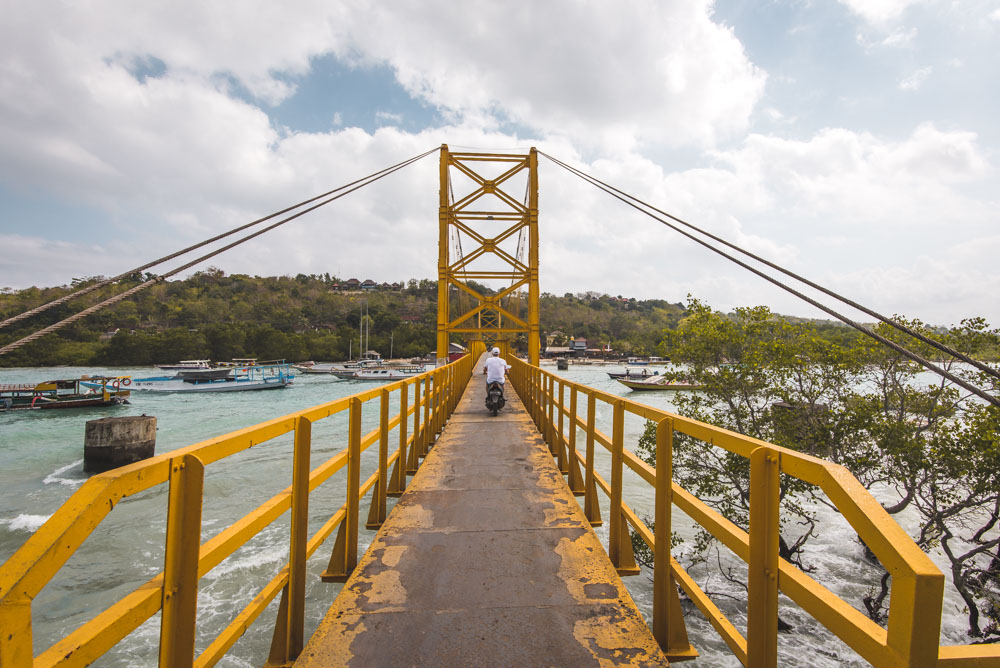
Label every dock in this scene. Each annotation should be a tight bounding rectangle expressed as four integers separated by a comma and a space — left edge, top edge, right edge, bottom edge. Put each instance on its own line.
296, 365, 668, 666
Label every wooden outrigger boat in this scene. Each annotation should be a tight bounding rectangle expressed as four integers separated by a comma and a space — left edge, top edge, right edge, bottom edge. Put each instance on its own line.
125, 363, 293, 393
615, 376, 704, 392
350, 364, 427, 381
607, 368, 659, 380
0, 376, 131, 411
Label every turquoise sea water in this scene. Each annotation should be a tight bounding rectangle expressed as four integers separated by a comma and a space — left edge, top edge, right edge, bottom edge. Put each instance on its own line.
0, 362, 972, 666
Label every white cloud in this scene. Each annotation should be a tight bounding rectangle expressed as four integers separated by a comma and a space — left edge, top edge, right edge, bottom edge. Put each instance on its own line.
375, 111, 403, 125
763, 107, 796, 125
857, 26, 918, 49
335, 1, 766, 151
839, 0, 929, 26
882, 27, 918, 47
899, 66, 932, 90
991, 8, 1000, 21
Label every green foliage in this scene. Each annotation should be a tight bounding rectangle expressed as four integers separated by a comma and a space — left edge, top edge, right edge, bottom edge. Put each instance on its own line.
0, 270, 438, 366
539, 293, 686, 355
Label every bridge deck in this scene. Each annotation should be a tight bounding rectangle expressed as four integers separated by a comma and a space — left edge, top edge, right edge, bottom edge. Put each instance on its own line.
295, 366, 668, 666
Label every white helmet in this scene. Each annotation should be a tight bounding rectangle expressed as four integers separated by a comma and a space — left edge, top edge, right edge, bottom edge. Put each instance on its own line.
491, 348, 500, 356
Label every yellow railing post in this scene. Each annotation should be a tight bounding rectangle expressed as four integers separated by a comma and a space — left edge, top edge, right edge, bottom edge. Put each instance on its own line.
653, 418, 696, 660
524, 368, 538, 420
0, 597, 32, 666
886, 570, 944, 667
583, 389, 602, 526
443, 366, 451, 415
525, 365, 535, 423
452, 364, 458, 411
388, 382, 408, 496
748, 446, 780, 668
408, 379, 421, 474
346, 398, 361, 570
567, 386, 584, 495
367, 389, 390, 529
653, 417, 673, 645
427, 372, 436, 440
159, 453, 205, 668
534, 366, 541, 423
611, 400, 639, 576
557, 381, 568, 473
434, 369, 444, 435
441, 367, 450, 421
546, 375, 556, 455
287, 416, 311, 657
608, 403, 622, 545
421, 376, 432, 456
269, 416, 311, 664
321, 398, 361, 583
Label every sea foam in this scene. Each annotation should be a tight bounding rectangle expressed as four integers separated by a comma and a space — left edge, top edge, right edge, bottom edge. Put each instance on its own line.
43, 458, 85, 486
3, 514, 52, 532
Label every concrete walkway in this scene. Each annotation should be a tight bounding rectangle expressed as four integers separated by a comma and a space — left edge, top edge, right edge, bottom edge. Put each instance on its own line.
296, 366, 668, 666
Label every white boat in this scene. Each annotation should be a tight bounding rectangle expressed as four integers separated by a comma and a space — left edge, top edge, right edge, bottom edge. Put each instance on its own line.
129, 363, 294, 392
350, 365, 426, 381
295, 362, 355, 375
156, 359, 211, 371
312, 359, 390, 379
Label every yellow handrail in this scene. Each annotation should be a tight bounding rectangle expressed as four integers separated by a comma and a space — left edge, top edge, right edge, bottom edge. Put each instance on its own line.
0, 354, 472, 667
508, 357, 1000, 668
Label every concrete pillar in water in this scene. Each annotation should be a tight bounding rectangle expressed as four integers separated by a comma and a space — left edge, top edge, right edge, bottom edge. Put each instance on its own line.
84, 415, 157, 473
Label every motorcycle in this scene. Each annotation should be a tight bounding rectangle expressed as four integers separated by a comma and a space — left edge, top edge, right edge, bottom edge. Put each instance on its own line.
485, 381, 506, 416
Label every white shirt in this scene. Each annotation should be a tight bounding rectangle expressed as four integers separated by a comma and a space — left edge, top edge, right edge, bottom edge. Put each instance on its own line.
484, 356, 510, 383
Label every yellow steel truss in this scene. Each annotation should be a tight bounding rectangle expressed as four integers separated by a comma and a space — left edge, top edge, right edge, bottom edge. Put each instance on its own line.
436, 144, 540, 365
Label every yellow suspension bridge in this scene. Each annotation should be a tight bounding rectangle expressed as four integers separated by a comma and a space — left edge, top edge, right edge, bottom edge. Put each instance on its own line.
0, 147, 997, 667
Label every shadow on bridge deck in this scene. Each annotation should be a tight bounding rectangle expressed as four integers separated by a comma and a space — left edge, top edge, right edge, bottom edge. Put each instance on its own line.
295, 364, 669, 666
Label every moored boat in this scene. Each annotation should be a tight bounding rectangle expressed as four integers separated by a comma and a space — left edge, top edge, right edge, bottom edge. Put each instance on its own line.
128, 363, 293, 393
1, 376, 131, 411
607, 368, 659, 380
295, 359, 386, 378
156, 359, 211, 371
350, 364, 426, 381
294, 362, 355, 375
615, 376, 704, 391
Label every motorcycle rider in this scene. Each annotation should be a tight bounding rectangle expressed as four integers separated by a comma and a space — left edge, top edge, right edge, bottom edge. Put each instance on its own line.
482, 347, 510, 394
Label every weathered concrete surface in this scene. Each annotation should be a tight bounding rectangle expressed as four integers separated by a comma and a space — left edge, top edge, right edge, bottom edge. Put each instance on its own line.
296, 367, 668, 667
83, 415, 156, 473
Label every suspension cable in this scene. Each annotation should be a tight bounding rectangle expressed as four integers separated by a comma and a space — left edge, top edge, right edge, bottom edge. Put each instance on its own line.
0, 147, 439, 331
0, 147, 438, 356
539, 150, 1000, 385
540, 151, 1000, 408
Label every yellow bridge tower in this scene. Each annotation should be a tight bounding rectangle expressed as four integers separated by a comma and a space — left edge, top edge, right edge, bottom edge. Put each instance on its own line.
436, 144, 540, 365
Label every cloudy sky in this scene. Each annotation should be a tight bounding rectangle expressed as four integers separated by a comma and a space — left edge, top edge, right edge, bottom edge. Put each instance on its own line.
1, 0, 998, 326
